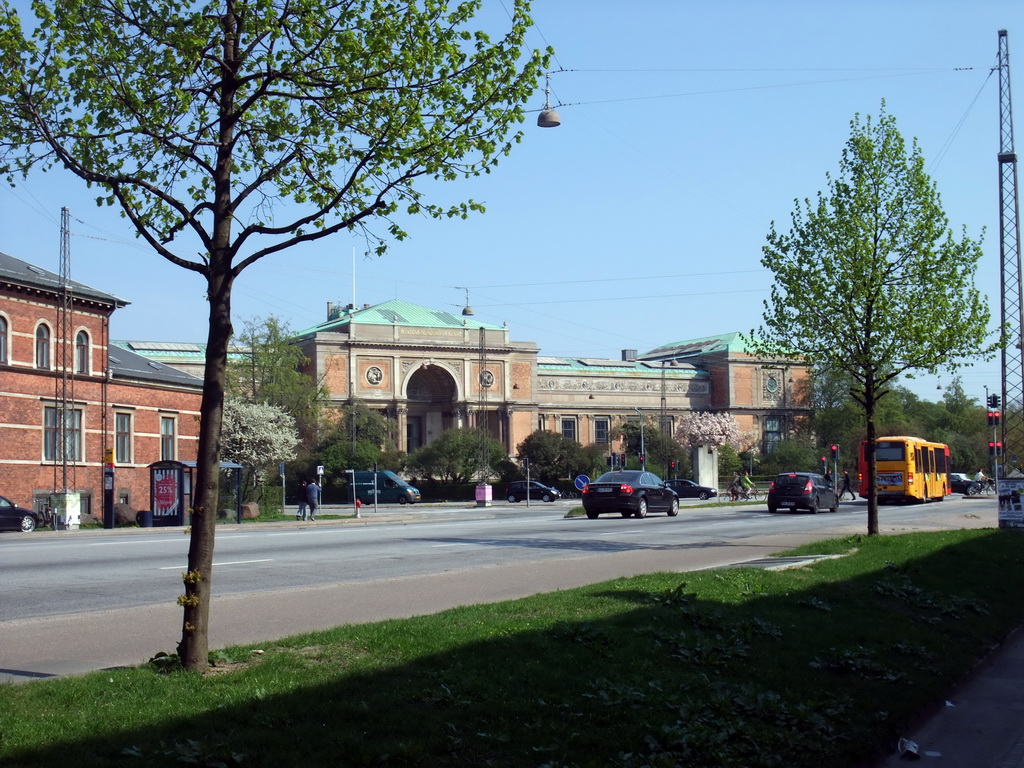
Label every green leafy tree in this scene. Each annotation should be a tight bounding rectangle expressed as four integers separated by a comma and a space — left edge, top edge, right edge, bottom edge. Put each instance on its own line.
407, 428, 504, 485
516, 429, 591, 484
314, 403, 398, 477
227, 316, 327, 445
0, 0, 548, 670
220, 398, 298, 503
757, 105, 994, 535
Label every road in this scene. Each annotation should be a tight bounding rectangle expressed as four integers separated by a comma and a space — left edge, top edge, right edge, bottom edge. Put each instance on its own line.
0, 496, 995, 683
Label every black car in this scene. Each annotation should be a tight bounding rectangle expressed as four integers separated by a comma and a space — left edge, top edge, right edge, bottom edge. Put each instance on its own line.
505, 480, 562, 503
0, 495, 41, 533
949, 472, 981, 495
666, 478, 718, 500
767, 472, 838, 514
582, 470, 679, 519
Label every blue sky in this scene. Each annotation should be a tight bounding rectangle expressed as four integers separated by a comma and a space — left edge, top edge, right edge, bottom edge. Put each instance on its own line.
1, 1, 1020, 403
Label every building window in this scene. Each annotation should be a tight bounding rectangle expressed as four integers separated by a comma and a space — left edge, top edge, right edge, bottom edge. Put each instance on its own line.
36, 324, 51, 370
44, 406, 83, 462
561, 417, 577, 442
594, 417, 610, 445
115, 412, 132, 464
763, 416, 783, 454
160, 416, 176, 461
75, 331, 90, 374
0, 316, 7, 364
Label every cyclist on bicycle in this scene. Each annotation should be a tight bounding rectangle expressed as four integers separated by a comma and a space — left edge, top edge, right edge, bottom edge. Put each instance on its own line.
728, 472, 743, 501
740, 471, 756, 499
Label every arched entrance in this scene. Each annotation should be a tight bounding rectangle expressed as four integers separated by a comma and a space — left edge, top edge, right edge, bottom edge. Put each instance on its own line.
404, 364, 460, 452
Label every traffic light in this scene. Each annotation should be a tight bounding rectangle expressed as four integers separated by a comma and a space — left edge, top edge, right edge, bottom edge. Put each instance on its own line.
669, 460, 676, 471
620, 452, 626, 468
990, 441, 1004, 457
830, 444, 839, 460
988, 394, 1002, 409
989, 410, 1002, 427
820, 456, 828, 472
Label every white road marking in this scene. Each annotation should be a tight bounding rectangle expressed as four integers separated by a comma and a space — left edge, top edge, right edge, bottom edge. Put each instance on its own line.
159, 558, 273, 570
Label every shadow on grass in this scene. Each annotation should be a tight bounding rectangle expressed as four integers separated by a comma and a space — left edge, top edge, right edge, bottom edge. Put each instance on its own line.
5, 529, 1023, 768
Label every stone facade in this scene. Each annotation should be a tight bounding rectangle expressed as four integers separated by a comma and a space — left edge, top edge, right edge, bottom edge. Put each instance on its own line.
289, 301, 808, 457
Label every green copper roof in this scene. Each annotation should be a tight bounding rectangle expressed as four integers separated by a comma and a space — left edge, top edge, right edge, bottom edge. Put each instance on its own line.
643, 332, 754, 359
298, 299, 504, 335
538, 356, 701, 377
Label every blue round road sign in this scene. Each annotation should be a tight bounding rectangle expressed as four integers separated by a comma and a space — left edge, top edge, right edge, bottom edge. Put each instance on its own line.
574, 474, 590, 490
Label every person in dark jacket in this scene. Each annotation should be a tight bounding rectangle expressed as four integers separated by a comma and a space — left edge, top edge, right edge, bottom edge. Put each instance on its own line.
306, 478, 321, 521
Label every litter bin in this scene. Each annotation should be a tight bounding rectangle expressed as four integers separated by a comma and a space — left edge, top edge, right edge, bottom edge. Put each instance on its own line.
136, 510, 153, 527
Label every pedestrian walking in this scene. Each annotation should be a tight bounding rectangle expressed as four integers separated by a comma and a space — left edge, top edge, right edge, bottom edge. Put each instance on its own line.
296, 479, 308, 521
839, 470, 855, 501
306, 478, 321, 521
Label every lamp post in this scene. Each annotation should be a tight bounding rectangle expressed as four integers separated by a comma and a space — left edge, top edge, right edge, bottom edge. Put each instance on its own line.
633, 407, 645, 470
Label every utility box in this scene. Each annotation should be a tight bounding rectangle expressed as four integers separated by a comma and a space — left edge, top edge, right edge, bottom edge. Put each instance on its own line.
692, 445, 719, 492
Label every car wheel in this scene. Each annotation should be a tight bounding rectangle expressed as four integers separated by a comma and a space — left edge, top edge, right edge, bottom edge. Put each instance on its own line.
829, 497, 838, 513
507, 494, 517, 503
541, 493, 552, 502
20, 514, 36, 533
635, 498, 648, 518
667, 498, 679, 517
767, 506, 777, 514
397, 496, 408, 505
586, 509, 599, 519
698, 491, 709, 500
808, 497, 819, 514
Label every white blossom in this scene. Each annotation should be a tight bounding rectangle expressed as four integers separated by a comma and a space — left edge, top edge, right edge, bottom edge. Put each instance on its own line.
220, 399, 299, 481
675, 411, 741, 450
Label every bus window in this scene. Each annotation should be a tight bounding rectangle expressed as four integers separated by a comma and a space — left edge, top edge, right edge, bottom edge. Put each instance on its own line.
876, 441, 906, 461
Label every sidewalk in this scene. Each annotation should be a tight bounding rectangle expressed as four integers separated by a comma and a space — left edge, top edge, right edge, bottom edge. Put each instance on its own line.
871, 624, 1024, 767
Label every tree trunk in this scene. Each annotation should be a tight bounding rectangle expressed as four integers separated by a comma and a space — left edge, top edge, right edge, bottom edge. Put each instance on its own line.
177, 268, 234, 671
865, 380, 879, 536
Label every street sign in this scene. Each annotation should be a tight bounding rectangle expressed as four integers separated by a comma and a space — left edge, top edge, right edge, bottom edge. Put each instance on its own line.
574, 475, 590, 490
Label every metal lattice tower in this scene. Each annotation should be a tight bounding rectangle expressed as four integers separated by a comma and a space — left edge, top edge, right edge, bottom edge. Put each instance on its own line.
998, 30, 1024, 485
54, 206, 76, 492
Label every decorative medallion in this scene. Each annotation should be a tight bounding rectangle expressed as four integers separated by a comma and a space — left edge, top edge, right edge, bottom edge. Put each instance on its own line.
479, 369, 494, 388
366, 366, 383, 385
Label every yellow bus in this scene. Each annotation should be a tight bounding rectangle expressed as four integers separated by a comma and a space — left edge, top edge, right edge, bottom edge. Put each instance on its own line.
858, 436, 950, 502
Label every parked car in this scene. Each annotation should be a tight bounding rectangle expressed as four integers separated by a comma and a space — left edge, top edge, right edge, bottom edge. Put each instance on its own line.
767, 472, 838, 514
582, 470, 679, 519
666, 478, 718, 500
505, 480, 562, 503
0, 495, 41, 533
949, 472, 981, 495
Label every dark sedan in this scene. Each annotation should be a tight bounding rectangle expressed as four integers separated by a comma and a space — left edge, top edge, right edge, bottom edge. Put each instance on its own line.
949, 472, 981, 495
666, 478, 718, 500
0, 496, 41, 533
582, 470, 679, 519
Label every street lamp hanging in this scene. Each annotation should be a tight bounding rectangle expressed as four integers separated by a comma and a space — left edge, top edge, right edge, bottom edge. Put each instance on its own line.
537, 73, 561, 128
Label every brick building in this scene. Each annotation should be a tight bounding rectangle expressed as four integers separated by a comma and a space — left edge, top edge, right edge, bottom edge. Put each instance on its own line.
287, 300, 808, 458
113, 298, 808, 469
0, 253, 202, 521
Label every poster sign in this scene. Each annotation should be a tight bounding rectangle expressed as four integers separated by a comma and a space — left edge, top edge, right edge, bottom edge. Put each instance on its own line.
150, 461, 186, 526
998, 478, 1024, 528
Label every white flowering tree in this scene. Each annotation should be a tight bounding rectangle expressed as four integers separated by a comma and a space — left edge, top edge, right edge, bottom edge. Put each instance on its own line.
675, 412, 741, 450
220, 399, 299, 501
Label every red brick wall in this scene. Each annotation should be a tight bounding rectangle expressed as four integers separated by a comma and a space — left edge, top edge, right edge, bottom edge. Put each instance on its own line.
0, 285, 202, 519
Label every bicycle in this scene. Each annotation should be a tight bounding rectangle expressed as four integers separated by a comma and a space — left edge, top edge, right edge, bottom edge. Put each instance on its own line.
738, 486, 763, 501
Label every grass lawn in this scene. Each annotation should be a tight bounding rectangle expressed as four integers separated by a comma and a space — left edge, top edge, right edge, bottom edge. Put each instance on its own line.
2, 528, 1023, 767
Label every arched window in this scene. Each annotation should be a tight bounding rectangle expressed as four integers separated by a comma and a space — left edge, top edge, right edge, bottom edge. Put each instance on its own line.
75, 330, 90, 374
0, 316, 7, 364
35, 324, 51, 370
